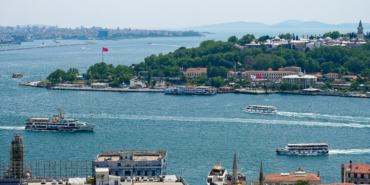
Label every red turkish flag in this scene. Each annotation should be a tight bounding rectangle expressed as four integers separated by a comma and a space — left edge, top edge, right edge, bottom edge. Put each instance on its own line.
256, 74, 262, 79
102, 47, 108, 52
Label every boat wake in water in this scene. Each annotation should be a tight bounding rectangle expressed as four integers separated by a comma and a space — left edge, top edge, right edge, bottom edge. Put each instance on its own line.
277, 112, 370, 123
0, 126, 24, 130
330, 149, 370, 155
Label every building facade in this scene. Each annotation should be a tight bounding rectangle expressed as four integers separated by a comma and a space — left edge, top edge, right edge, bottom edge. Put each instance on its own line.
324, 73, 339, 79
228, 67, 299, 80
92, 150, 168, 178
182, 68, 207, 78
282, 72, 317, 88
341, 161, 370, 184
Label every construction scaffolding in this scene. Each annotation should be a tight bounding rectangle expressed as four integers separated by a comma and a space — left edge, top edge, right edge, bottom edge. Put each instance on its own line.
1, 134, 92, 180
1, 160, 92, 179
6, 134, 27, 179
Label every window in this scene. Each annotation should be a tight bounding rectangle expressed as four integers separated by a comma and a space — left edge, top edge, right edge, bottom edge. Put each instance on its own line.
361, 174, 364, 179
348, 173, 351, 178
355, 174, 358, 178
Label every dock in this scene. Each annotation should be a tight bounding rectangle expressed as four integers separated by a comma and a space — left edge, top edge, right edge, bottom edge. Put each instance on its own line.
0, 42, 96, 52
49, 86, 164, 93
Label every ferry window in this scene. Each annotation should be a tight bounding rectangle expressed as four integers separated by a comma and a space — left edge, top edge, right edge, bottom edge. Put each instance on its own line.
354, 174, 357, 178
361, 174, 364, 178
348, 173, 351, 177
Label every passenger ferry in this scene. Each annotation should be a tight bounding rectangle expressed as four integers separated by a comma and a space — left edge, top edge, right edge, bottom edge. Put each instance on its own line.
241, 105, 277, 114
276, 143, 329, 155
12, 73, 23, 78
164, 86, 217, 95
206, 162, 227, 185
25, 109, 95, 132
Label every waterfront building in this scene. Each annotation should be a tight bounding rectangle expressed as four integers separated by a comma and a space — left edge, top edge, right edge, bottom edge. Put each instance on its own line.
282, 71, 317, 88
357, 20, 364, 39
225, 153, 246, 185
324, 73, 339, 79
91, 83, 109, 88
92, 150, 168, 178
182, 67, 207, 79
228, 68, 298, 80
251, 166, 321, 185
341, 161, 370, 184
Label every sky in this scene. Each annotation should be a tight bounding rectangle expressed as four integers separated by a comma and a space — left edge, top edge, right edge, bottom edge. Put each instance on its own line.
0, 0, 369, 29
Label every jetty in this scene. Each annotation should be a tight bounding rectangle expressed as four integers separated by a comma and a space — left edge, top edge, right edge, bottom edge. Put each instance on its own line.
0, 41, 96, 52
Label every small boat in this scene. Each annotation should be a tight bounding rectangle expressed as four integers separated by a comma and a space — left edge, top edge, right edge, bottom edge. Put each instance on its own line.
12, 73, 23, 78
276, 143, 329, 155
81, 47, 86, 49
41, 42, 45, 45
148, 42, 152, 44
206, 161, 227, 185
241, 105, 276, 114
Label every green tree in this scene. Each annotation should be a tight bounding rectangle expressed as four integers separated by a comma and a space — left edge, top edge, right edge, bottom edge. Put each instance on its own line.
207, 62, 211, 78
227, 36, 238, 44
47, 69, 67, 83
321, 84, 328, 90
211, 76, 223, 88
361, 68, 370, 81
238, 34, 255, 45
233, 84, 241, 89
165, 77, 170, 82
350, 81, 360, 91
295, 180, 309, 185
321, 62, 334, 74
147, 71, 152, 83
280, 82, 290, 91
291, 83, 299, 91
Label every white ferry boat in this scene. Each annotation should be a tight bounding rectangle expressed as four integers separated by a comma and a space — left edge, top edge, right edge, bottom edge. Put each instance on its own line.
164, 86, 216, 95
276, 143, 329, 155
25, 109, 95, 132
242, 105, 277, 114
206, 162, 227, 185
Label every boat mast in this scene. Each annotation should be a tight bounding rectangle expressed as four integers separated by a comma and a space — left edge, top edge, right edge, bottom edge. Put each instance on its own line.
57, 108, 64, 119
90, 114, 94, 125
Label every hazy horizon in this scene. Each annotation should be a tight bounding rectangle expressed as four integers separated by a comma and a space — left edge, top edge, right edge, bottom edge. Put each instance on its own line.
1, 0, 369, 29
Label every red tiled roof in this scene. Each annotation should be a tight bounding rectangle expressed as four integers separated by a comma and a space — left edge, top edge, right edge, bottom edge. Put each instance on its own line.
322, 183, 354, 185
343, 163, 370, 174
266, 172, 321, 182
325, 73, 338, 76
308, 74, 323, 77
341, 75, 357, 79
183, 68, 207, 73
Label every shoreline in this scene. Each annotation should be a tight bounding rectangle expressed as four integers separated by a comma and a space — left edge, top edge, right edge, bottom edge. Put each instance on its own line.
19, 81, 370, 98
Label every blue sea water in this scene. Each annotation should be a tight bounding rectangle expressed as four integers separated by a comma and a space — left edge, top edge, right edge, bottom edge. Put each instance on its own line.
0, 28, 369, 185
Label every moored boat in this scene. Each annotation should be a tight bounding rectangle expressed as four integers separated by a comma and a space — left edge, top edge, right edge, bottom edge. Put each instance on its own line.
206, 161, 227, 185
276, 143, 329, 155
12, 73, 23, 78
25, 109, 95, 132
164, 85, 217, 95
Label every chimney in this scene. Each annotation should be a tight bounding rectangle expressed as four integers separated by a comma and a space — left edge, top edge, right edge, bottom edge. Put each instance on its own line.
317, 170, 320, 177
350, 160, 352, 170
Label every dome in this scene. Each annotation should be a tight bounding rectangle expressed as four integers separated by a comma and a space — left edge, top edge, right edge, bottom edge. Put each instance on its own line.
318, 38, 324, 41
281, 38, 286, 41
325, 37, 331, 41
250, 41, 256, 44
298, 72, 304, 77
274, 36, 281, 41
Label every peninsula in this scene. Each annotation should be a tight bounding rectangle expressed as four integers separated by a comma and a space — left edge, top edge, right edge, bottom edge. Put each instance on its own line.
25, 22, 370, 98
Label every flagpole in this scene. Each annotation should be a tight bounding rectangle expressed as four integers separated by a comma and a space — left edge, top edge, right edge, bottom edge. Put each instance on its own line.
102, 47, 103, 62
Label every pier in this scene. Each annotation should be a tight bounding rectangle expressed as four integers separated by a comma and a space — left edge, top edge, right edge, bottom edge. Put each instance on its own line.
0, 42, 96, 52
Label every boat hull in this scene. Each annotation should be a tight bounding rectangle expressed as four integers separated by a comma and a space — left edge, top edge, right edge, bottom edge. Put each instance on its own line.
276, 149, 329, 155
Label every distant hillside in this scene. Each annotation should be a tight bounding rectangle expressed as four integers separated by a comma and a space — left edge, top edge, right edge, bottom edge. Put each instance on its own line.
194, 20, 370, 29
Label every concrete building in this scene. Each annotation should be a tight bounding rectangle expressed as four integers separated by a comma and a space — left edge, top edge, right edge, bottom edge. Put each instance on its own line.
182, 68, 207, 79
225, 154, 246, 185
282, 71, 317, 88
92, 150, 168, 178
91, 83, 109, 88
341, 161, 370, 184
324, 73, 339, 79
98, 31, 109, 38
228, 68, 298, 80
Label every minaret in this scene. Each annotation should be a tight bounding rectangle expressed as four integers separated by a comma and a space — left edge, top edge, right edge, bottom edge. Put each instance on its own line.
258, 162, 265, 185
357, 20, 364, 39
232, 153, 240, 185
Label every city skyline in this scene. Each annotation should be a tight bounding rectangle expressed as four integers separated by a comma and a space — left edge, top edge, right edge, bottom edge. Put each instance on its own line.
0, 0, 369, 29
